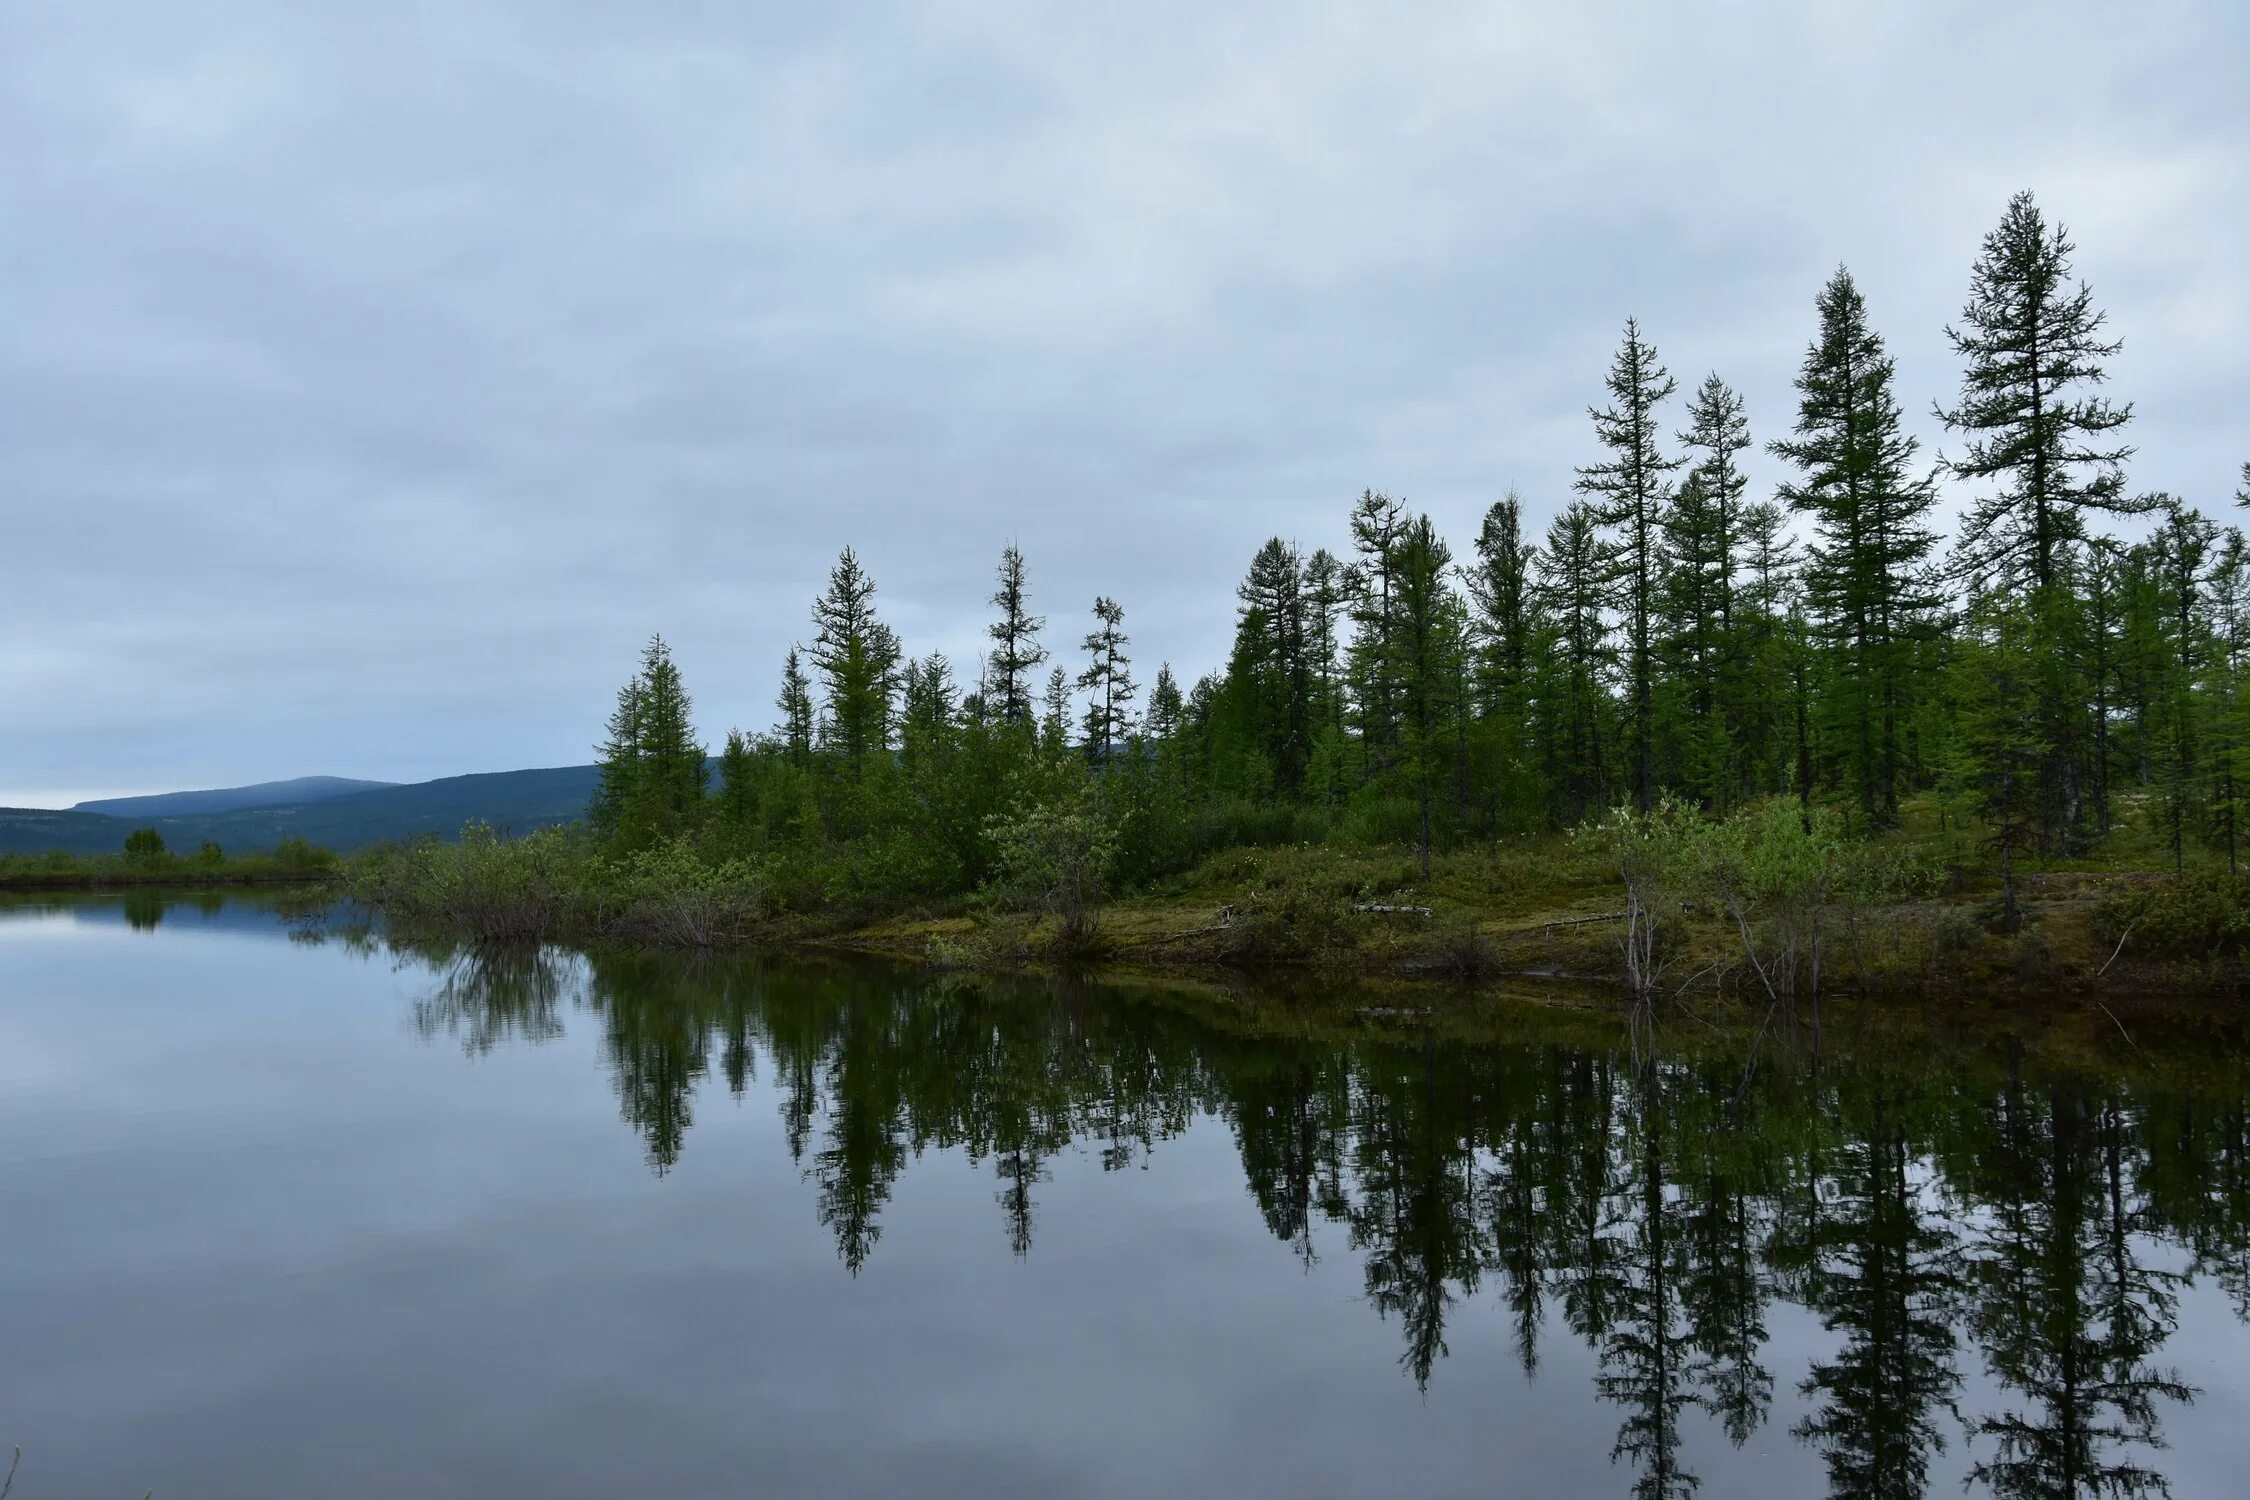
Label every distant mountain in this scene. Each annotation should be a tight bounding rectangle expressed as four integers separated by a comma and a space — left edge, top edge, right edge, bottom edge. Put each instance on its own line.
75, 776, 399, 819
0, 764, 604, 857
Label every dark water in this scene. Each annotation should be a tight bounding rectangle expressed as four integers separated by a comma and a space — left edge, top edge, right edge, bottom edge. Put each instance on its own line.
4, 895, 2250, 1498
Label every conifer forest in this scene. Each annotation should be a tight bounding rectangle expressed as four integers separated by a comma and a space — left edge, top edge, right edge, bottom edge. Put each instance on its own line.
371, 192, 2250, 987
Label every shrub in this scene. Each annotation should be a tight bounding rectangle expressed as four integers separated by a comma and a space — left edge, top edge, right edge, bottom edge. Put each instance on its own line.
985, 782, 1120, 954
121, 828, 168, 861
593, 840, 764, 947
195, 840, 226, 867
2095, 873, 2250, 959
273, 836, 335, 872
1419, 913, 1501, 979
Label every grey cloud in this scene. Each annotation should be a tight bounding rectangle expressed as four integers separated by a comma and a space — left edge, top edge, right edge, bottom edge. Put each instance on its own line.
3, 0, 2245, 801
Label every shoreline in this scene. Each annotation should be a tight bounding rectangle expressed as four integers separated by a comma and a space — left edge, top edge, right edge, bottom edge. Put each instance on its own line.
24, 859, 2242, 1005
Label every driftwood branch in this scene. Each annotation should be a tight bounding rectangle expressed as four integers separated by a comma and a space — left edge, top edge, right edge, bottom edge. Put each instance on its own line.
1353, 903, 1433, 916
2097, 920, 2135, 977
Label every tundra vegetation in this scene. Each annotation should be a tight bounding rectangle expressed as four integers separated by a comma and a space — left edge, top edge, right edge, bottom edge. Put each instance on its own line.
339, 193, 2247, 992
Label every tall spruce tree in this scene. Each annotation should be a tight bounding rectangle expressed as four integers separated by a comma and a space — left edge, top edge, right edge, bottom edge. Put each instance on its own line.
1467, 492, 1540, 827
1771, 268, 1939, 824
1666, 377, 1753, 808
1387, 514, 1465, 874
1076, 596, 1137, 760
1937, 192, 2147, 849
716, 728, 755, 829
809, 547, 903, 780
1938, 193, 2138, 591
1229, 539, 1314, 793
1145, 664, 1184, 743
2151, 505, 2217, 868
1533, 501, 1615, 823
1576, 318, 1681, 811
591, 674, 644, 839
986, 544, 1048, 725
775, 646, 815, 767
1347, 491, 1410, 778
592, 633, 706, 847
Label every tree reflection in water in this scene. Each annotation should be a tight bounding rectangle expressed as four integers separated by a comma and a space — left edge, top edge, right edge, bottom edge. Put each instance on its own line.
386, 936, 2242, 1499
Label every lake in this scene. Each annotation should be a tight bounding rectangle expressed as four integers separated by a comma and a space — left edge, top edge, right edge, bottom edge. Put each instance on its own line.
3, 892, 2248, 1498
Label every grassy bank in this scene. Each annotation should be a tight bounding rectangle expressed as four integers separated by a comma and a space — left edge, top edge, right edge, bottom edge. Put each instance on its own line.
0, 838, 341, 890
341, 800, 2250, 1002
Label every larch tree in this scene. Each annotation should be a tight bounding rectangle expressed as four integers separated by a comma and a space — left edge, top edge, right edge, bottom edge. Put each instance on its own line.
1936, 191, 2146, 848
1076, 596, 1137, 760
2151, 504, 2217, 868
986, 544, 1048, 725
593, 633, 706, 847
1229, 538, 1314, 793
1387, 513, 1465, 874
1666, 376, 1752, 809
809, 547, 903, 780
1467, 491, 1540, 826
1533, 501, 1615, 824
775, 646, 815, 767
716, 728, 755, 828
1039, 666, 1074, 756
1347, 490, 1410, 778
1576, 318, 1681, 812
1771, 267, 1939, 825
1145, 663, 1184, 743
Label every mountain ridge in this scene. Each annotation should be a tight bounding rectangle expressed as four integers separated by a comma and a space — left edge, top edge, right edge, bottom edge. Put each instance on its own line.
2, 764, 603, 856
74, 775, 399, 819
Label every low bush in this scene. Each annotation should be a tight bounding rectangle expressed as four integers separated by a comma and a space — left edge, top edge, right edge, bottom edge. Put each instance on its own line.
2095, 873, 2250, 959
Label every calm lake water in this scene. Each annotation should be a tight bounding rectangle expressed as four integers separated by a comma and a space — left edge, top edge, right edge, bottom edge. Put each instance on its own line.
4, 894, 2249, 1498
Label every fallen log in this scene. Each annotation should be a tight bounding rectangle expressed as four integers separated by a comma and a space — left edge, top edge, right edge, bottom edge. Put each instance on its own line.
1353, 903, 1433, 917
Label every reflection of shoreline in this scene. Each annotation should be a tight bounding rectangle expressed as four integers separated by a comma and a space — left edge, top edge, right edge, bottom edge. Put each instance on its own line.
364, 931, 2229, 1499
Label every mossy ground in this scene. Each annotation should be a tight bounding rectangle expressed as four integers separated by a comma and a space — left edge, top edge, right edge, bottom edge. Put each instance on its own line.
823, 797, 2250, 1002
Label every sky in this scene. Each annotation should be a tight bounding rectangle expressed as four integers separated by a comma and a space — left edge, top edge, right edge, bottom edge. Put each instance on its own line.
3, 0, 2246, 806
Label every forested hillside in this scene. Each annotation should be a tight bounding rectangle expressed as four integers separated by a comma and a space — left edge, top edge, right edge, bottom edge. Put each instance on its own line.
574, 193, 2247, 926
0, 765, 601, 856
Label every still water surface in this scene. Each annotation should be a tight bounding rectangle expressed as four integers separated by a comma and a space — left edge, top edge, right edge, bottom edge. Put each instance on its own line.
4, 893, 2249, 1497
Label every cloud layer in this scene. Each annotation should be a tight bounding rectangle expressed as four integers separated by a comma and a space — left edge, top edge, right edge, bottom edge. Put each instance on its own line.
4, 0, 2245, 802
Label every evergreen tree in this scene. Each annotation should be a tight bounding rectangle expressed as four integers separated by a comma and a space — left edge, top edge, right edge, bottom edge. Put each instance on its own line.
592, 634, 706, 847
2151, 505, 2218, 868
1145, 664, 1184, 743
1039, 665, 1073, 756
1666, 377, 1752, 808
1467, 492, 1540, 828
716, 728, 755, 828
591, 673, 644, 839
1076, 596, 1137, 759
1955, 592, 2043, 930
987, 544, 1048, 724
1532, 501, 1615, 824
1387, 514, 1466, 874
809, 547, 903, 780
1576, 318, 1682, 811
900, 652, 959, 774
775, 646, 815, 768
1939, 192, 2138, 592
1737, 501, 1802, 798
1771, 268, 1940, 824
1347, 491, 1410, 777
1937, 191, 2148, 849
1227, 538, 1314, 794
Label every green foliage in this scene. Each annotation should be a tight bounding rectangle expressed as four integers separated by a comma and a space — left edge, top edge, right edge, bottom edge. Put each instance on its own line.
983, 777, 1120, 951
121, 827, 167, 861
195, 839, 225, 867
2096, 873, 2250, 959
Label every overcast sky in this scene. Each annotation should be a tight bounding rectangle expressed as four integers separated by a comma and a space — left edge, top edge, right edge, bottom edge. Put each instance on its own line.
4, 1, 2246, 805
